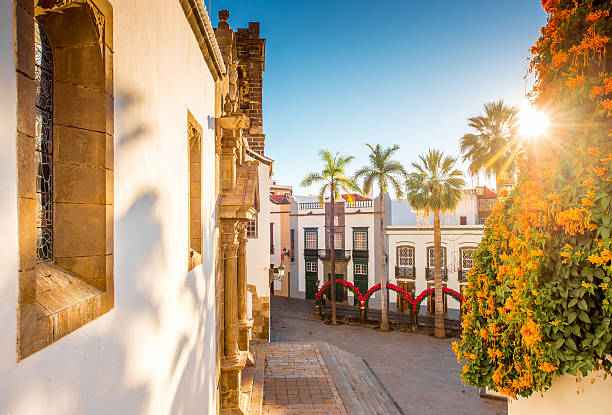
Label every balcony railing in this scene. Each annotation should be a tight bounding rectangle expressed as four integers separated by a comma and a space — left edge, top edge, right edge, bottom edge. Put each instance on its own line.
395, 266, 416, 278
425, 267, 448, 281
318, 249, 352, 260
346, 200, 373, 208
298, 202, 323, 210
352, 249, 369, 259
303, 248, 319, 258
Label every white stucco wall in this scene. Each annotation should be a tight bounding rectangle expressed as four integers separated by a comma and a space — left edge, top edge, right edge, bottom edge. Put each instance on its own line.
509, 372, 612, 415
246, 160, 272, 299
1, 1, 218, 414
387, 226, 484, 313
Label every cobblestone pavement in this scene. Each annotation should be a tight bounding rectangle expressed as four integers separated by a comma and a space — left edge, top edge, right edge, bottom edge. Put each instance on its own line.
259, 342, 348, 414
270, 296, 507, 415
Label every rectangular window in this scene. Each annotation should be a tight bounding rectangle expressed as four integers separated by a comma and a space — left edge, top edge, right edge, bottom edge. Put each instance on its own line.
478, 217, 487, 225
306, 261, 317, 273
354, 231, 367, 250
461, 248, 476, 270
460, 216, 467, 225
290, 229, 295, 261
270, 223, 274, 254
427, 247, 446, 268
305, 230, 317, 249
188, 119, 203, 270
247, 217, 257, 238
334, 231, 343, 249
355, 263, 367, 275
397, 246, 414, 267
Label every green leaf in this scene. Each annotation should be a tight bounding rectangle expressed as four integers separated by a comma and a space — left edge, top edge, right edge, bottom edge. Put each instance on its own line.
567, 338, 577, 350
568, 311, 577, 324
579, 311, 591, 324
556, 338, 565, 349
568, 298, 578, 307
572, 324, 581, 336
578, 299, 588, 311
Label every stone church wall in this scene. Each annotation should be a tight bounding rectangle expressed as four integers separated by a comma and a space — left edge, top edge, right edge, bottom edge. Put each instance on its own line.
0, 0, 219, 413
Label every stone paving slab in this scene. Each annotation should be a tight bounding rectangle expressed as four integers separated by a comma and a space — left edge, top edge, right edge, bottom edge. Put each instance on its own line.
258, 342, 347, 415
270, 296, 507, 415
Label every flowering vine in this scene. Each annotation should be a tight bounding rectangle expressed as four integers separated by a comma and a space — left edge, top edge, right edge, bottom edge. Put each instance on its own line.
454, 0, 612, 398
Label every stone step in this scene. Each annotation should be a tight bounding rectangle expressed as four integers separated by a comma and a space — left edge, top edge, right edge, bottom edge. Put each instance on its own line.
325, 343, 402, 415
317, 342, 368, 415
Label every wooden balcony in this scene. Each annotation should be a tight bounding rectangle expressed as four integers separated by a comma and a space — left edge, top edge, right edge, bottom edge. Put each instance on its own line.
425, 267, 448, 281
395, 266, 415, 279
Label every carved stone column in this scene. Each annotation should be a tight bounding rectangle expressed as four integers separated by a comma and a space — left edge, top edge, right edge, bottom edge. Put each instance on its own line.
237, 223, 253, 351
220, 220, 247, 413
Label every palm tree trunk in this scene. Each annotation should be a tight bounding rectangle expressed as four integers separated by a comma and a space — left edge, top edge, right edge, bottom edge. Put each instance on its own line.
379, 187, 389, 331
434, 211, 445, 338
330, 181, 337, 325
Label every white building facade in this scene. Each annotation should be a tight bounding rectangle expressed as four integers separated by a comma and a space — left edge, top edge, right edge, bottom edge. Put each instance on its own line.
275, 188, 496, 316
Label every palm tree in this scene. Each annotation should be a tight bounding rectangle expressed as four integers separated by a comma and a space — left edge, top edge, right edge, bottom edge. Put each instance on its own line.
301, 150, 360, 325
354, 144, 407, 331
406, 149, 465, 338
460, 100, 520, 191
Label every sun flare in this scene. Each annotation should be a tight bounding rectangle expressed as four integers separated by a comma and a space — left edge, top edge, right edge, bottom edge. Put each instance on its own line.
519, 104, 550, 138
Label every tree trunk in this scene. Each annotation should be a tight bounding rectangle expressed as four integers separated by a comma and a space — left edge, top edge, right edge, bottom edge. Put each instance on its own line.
434, 211, 445, 338
330, 182, 337, 325
379, 187, 389, 331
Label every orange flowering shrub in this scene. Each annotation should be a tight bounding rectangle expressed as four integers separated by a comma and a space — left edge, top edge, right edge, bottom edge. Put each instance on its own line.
454, 0, 611, 398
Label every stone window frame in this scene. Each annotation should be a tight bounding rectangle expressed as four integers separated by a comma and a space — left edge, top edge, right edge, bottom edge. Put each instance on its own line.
16, 0, 114, 361
188, 113, 203, 271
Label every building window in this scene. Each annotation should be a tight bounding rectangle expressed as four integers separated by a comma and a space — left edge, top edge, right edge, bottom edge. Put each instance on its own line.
333, 231, 343, 249
188, 116, 202, 270
353, 231, 367, 250
460, 216, 467, 225
427, 246, 446, 268
355, 263, 367, 275
306, 261, 317, 273
35, 22, 54, 263
16, 1, 115, 360
305, 230, 317, 249
397, 246, 414, 267
478, 217, 487, 225
290, 229, 295, 261
247, 217, 257, 238
461, 248, 476, 270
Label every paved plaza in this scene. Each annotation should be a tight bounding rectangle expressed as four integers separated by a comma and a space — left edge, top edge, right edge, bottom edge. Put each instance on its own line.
267, 296, 507, 415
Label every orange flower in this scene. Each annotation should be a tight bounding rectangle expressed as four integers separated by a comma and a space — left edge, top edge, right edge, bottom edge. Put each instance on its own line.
520, 319, 541, 348
539, 362, 558, 373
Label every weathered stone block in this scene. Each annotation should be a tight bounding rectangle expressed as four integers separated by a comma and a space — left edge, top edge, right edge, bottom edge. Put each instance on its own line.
54, 81, 106, 132
105, 134, 114, 170
16, 3, 35, 78
18, 303, 52, 360
55, 255, 106, 281
18, 197, 36, 271
17, 133, 36, 198
55, 164, 105, 204
105, 205, 113, 254
104, 45, 113, 96
54, 45, 105, 92
17, 72, 36, 138
105, 168, 113, 204
19, 269, 36, 304
56, 125, 106, 167
54, 203, 105, 257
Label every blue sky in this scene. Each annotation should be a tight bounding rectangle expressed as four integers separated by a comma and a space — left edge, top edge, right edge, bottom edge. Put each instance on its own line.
209, 0, 548, 195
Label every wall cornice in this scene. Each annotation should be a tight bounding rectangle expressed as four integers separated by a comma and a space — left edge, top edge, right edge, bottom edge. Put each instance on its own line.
179, 0, 226, 80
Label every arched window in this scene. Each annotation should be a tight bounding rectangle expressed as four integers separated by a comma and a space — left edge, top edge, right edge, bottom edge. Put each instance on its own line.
35, 22, 54, 263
